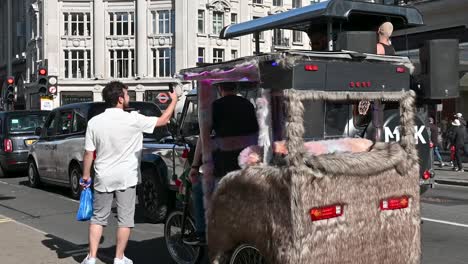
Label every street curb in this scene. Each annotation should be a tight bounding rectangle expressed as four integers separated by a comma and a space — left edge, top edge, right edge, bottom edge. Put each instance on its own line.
435, 179, 468, 187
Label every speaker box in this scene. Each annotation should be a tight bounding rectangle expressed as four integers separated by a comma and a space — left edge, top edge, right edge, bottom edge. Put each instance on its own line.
419, 39, 459, 99
337, 31, 377, 54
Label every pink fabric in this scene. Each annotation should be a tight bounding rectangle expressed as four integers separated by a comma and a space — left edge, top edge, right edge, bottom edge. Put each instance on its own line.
239, 138, 374, 168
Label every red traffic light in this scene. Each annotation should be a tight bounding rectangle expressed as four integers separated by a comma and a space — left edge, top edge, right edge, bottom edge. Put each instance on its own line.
6, 77, 14, 85
38, 68, 47, 76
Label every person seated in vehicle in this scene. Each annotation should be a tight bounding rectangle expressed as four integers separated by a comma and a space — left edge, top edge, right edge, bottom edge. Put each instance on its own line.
376, 22, 396, 56
185, 82, 259, 246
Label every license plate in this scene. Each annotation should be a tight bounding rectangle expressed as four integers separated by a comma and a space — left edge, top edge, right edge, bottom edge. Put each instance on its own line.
25, 139, 37, 146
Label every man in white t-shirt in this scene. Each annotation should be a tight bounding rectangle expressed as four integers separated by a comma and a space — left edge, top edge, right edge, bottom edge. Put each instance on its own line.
80, 81, 177, 264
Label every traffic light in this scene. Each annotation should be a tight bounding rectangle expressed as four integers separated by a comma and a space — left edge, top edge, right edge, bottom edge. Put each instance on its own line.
37, 67, 48, 95
48, 76, 58, 96
6, 76, 15, 102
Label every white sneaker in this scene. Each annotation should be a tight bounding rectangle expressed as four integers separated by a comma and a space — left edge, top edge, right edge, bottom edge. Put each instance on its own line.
81, 255, 96, 264
114, 256, 133, 264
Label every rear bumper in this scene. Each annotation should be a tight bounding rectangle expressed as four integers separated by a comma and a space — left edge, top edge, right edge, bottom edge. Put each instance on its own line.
0, 151, 29, 171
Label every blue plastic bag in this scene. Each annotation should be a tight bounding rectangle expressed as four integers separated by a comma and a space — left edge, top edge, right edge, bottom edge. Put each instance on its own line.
76, 188, 93, 221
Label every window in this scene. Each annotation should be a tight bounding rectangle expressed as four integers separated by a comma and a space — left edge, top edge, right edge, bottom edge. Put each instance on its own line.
253, 0, 263, 4
198, 10, 205, 34
253, 17, 264, 40
293, 30, 302, 43
212, 12, 224, 35
8, 114, 48, 133
231, 50, 238, 59
109, 12, 134, 36
64, 13, 91, 36
153, 48, 175, 77
213, 49, 224, 63
72, 111, 86, 133
128, 90, 136, 101
273, 29, 286, 46
273, 0, 282, 6
64, 50, 91, 78
292, 0, 302, 8
231, 13, 237, 25
110, 50, 135, 78
45, 112, 58, 137
57, 111, 73, 135
152, 10, 173, 34
198, 48, 205, 63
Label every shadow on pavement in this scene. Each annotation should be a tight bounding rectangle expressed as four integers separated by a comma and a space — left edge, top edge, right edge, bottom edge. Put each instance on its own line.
0, 195, 15, 201
41, 233, 174, 264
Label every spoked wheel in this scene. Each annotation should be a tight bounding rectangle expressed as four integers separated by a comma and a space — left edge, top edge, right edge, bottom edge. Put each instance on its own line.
164, 211, 201, 264
230, 244, 266, 264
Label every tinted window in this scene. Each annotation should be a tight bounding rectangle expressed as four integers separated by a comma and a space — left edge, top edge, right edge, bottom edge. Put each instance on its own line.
180, 97, 199, 136
57, 111, 73, 135
72, 111, 87, 133
45, 112, 58, 137
8, 113, 49, 133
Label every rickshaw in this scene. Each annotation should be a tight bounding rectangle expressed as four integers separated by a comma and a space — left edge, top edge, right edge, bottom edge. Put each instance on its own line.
166, 0, 460, 263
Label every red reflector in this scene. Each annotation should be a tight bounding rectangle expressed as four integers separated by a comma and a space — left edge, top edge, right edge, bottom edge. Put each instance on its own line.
380, 196, 409, 211
429, 142, 434, 148
349, 82, 355, 88
175, 179, 182, 187
396, 67, 406, 73
3, 139, 13, 153
362, 82, 368, 87
310, 204, 343, 221
423, 170, 431, 180
356, 82, 361, 87
366, 81, 371, 87
93, 151, 97, 160
181, 149, 189, 159
304, 65, 319, 71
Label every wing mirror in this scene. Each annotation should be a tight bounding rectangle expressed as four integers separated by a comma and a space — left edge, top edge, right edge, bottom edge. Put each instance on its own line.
34, 127, 42, 136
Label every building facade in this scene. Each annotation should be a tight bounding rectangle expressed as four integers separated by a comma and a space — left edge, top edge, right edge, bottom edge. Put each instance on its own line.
18, 0, 317, 109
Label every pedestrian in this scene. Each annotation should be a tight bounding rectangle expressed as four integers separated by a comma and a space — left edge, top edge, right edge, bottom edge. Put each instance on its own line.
450, 119, 465, 172
429, 117, 445, 167
184, 82, 259, 245
80, 81, 178, 264
454, 112, 467, 127
376, 22, 396, 55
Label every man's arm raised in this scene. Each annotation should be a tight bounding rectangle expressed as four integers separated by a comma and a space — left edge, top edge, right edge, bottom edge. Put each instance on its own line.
156, 91, 178, 127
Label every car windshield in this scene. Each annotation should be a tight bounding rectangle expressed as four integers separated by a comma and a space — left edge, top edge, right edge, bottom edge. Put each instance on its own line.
9, 114, 49, 133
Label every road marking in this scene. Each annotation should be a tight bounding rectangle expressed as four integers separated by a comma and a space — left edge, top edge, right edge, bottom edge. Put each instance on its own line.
0, 217, 13, 223
422, 217, 468, 228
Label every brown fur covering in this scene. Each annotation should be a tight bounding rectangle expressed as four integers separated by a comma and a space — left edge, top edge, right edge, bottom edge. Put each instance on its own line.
207, 90, 420, 263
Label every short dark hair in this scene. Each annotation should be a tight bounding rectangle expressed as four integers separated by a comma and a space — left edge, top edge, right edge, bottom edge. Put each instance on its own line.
102, 81, 127, 107
217, 82, 237, 93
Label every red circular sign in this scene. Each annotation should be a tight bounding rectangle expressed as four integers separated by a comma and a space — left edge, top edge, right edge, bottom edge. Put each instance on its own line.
157, 93, 169, 104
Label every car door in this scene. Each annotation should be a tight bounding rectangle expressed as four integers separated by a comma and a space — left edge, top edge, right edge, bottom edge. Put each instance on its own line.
52, 110, 75, 183
33, 111, 59, 180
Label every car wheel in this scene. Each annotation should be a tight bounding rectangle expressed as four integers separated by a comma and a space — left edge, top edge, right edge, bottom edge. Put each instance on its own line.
28, 159, 41, 188
138, 166, 169, 223
69, 164, 82, 200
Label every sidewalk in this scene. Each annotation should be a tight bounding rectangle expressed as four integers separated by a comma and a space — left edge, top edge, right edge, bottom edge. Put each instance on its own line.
434, 151, 468, 186
0, 215, 105, 264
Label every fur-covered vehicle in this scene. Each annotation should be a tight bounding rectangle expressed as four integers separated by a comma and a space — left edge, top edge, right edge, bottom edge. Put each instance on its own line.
176, 0, 460, 263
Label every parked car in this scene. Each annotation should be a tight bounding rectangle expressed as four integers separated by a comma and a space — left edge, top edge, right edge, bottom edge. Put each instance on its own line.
27, 101, 172, 199
0, 110, 49, 177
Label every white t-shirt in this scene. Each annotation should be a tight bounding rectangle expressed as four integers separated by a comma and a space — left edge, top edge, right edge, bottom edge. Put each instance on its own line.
85, 108, 158, 192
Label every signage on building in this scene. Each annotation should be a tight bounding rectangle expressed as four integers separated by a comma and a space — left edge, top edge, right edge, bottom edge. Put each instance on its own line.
61, 92, 93, 105
145, 90, 172, 111
40, 97, 54, 111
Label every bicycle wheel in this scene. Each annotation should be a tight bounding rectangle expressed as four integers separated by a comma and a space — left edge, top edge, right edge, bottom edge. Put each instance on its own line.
165, 211, 201, 264
229, 244, 266, 264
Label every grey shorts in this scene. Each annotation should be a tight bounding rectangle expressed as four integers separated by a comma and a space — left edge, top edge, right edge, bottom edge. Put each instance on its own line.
90, 186, 136, 228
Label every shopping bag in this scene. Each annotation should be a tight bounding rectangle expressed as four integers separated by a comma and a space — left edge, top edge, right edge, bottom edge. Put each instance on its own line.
76, 188, 93, 221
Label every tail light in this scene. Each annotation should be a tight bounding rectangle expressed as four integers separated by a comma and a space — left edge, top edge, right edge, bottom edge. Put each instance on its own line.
396, 67, 406, 73
181, 149, 189, 159
423, 170, 431, 180
380, 196, 409, 211
3, 139, 13, 153
304, 64, 319, 71
310, 204, 343, 221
